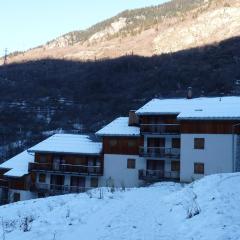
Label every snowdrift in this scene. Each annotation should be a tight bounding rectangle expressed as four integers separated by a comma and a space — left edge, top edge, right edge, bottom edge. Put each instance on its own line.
0, 173, 239, 240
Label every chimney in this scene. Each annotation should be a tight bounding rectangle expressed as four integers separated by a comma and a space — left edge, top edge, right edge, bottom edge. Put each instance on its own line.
187, 87, 193, 99
128, 110, 139, 126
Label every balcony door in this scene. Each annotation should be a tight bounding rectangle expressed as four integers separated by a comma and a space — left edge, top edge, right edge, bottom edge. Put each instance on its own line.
147, 138, 165, 156
53, 155, 66, 171
50, 175, 65, 191
147, 160, 165, 178
70, 176, 85, 192
147, 138, 165, 147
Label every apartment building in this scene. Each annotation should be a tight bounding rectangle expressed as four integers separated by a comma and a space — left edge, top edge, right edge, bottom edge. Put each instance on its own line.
0, 96, 240, 203
136, 97, 240, 182
0, 151, 34, 204
27, 134, 103, 198
0, 134, 103, 202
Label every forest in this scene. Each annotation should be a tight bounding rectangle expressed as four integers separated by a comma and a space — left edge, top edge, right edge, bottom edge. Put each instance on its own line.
0, 36, 239, 161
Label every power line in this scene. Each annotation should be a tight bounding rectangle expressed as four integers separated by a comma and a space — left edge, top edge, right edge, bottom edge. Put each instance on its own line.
3, 49, 8, 65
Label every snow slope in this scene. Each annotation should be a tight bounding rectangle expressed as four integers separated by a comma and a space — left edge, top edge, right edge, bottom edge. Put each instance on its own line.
0, 173, 240, 240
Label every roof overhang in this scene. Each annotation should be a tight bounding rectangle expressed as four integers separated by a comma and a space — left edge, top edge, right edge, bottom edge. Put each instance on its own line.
136, 112, 180, 116
97, 134, 140, 137
27, 150, 102, 156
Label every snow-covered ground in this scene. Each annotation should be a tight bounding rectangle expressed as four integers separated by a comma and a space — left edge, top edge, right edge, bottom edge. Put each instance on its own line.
1, 173, 240, 240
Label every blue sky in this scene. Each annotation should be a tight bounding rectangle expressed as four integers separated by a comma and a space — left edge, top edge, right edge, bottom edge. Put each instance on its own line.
0, 0, 169, 55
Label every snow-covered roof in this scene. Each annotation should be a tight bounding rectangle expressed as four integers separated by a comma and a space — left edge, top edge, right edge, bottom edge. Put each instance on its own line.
96, 117, 140, 136
28, 134, 102, 155
0, 150, 34, 177
136, 97, 240, 120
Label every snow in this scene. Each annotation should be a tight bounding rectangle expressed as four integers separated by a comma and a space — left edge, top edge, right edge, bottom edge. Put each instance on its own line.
28, 134, 102, 155
0, 150, 34, 177
96, 117, 140, 136
0, 173, 240, 240
136, 97, 240, 119
177, 106, 240, 119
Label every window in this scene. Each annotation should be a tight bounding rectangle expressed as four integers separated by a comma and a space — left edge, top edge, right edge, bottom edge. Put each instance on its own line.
172, 138, 180, 148
39, 173, 46, 183
128, 140, 136, 147
171, 161, 180, 172
194, 138, 205, 149
13, 192, 20, 202
91, 178, 98, 188
109, 139, 117, 147
194, 163, 204, 174
127, 159, 136, 169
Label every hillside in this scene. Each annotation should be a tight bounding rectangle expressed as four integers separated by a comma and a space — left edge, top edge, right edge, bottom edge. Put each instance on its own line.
1, 0, 240, 64
0, 173, 239, 240
0, 36, 239, 161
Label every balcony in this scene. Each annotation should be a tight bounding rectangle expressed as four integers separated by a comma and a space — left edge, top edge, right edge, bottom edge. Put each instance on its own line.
0, 179, 8, 188
30, 183, 91, 195
139, 147, 180, 159
29, 162, 103, 176
139, 169, 180, 182
0, 178, 29, 190
140, 124, 180, 135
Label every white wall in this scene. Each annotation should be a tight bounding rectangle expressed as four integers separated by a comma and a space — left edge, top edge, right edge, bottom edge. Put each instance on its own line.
8, 189, 37, 203
100, 154, 145, 187
180, 134, 236, 182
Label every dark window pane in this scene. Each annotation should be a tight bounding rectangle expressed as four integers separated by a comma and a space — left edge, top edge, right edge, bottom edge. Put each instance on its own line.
127, 159, 136, 169
194, 163, 204, 174
194, 138, 205, 149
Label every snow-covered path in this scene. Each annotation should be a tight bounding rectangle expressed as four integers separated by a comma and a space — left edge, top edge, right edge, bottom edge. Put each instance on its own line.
1, 174, 240, 240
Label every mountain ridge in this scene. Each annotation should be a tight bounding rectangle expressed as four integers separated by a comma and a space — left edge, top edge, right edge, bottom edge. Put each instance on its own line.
2, 0, 239, 64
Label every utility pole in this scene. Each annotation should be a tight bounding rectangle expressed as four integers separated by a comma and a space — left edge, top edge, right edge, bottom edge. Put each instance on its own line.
3, 48, 8, 65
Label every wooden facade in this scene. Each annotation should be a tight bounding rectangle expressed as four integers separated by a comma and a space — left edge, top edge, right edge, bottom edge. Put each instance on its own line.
139, 115, 179, 125
8, 177, 28, 190
29, 153, 104, 176
103, 136, 143, 155
180, 120, 240, 134
0, 175, 30, 191
34, 153, 103, 166
139, 115, 180, 134
0, 167, 31, 191
139, 114, 240, 134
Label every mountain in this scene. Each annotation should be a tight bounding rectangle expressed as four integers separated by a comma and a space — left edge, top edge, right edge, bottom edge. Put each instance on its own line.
0, 173, 240, 240
1, 0, 240, 64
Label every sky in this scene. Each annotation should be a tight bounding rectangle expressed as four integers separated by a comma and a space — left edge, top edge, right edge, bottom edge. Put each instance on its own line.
0, 0, 169, 56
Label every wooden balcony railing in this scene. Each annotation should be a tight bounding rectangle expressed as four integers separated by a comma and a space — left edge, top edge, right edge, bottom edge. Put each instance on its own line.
31, 183, 93, 194
29, 162, 103, 176
140, 124, 180, 135
29, 163, 52, 171
139, 147, 180, 159
139, 169, 180, 182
